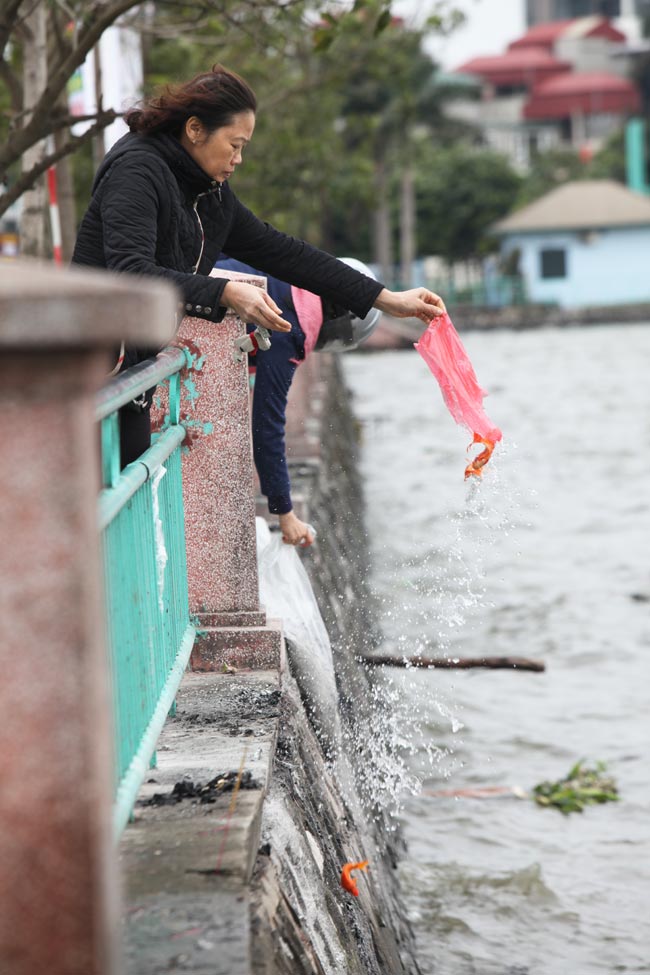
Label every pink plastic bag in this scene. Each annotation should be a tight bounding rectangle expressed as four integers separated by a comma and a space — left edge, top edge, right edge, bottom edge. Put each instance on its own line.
415, 312, 502, 478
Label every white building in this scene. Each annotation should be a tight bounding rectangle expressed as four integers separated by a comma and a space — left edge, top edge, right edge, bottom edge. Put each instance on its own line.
493, 179, 650, 306
449, 16, 640, 169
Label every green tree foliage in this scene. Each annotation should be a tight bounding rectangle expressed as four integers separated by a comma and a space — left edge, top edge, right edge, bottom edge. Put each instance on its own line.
511, 130, 629, 217
587, 129, 626, 184
3, 0, 473, 262
0, 0, 407, 218
415, 143, 521, 264
316, 12, 469, 260
516, 147, 587, 207
144, 2, 467, 260
144, 2, 347, 244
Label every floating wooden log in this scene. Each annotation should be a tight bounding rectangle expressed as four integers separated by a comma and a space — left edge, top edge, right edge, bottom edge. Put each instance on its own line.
361, 654, 545, 673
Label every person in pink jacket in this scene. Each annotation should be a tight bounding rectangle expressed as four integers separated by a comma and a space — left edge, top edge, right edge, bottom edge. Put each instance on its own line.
216, 256, 381, 546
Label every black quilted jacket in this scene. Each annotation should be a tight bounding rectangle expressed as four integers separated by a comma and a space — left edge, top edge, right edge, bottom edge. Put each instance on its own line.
72, 132, 383, 339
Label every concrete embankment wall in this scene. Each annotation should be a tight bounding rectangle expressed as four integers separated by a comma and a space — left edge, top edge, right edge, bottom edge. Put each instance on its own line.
122, 352, 421, 975
250, 353, 420, 974
365, 304, 650, 351
448, 301, 650, 331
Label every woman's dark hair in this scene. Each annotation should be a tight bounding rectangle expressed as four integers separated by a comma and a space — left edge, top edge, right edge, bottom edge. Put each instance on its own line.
125, 64, 256, 137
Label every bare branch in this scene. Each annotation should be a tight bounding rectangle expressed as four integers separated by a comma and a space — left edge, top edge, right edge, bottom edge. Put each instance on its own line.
0, 0, 137, 172
47, 0, 142, 96
6, 0, 42, 43
48, 1, 72, 64
0, 108, 118, 218
50, 109, 122, 132
0, 0, 318, 184
0, 0, 24, 55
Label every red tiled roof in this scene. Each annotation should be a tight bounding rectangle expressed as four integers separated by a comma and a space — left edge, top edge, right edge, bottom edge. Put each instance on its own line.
524, 71, 640, 118
508, 20, 574, 50
509, 16, 626, 51
456, 48, 571, 88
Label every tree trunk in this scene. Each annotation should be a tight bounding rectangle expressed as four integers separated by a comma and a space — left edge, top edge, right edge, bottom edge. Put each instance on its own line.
54, 94, 77, 261
399, 160, 415, 288
373, 157, 393, 285
20, 0, 48, 258
93, 46, 106, 168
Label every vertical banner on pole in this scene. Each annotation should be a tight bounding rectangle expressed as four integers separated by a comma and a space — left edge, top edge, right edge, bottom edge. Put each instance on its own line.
47, 165, 63, 265
67, 21, 144, 153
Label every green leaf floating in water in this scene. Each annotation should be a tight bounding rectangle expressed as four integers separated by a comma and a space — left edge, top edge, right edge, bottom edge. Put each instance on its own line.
533, 760, 619, 815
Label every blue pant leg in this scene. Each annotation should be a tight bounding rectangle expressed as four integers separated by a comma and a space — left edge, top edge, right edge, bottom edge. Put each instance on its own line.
251, 323, 304, 513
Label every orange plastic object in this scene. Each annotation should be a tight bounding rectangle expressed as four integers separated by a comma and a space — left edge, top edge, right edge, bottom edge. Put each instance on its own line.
340, 860, 369, 897
415, 313, 502, 478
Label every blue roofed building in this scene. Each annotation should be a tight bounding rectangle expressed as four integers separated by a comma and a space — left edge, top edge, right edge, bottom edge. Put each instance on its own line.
493, 179, 650, 307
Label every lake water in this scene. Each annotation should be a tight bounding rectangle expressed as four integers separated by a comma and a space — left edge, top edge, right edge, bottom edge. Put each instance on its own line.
344, 324, 650, 975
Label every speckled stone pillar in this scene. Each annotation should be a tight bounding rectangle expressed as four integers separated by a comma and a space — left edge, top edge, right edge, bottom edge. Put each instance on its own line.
0, 261, 176, 975
152, 271, 282, 670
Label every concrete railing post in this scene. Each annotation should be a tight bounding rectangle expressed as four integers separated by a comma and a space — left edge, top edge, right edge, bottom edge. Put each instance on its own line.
0, 261, 176, 975
153, 271, 282, 670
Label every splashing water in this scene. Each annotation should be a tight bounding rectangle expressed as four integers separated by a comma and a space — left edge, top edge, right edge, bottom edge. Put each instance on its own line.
332, 445, 533, 827
336, 353, 535, 827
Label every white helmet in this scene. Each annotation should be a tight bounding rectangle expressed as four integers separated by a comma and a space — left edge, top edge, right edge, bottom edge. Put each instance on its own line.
315, 256, 381, 352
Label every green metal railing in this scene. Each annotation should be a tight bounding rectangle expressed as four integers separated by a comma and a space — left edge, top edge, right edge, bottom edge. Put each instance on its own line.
424, 274, 528, 308
96, 348, 195, 839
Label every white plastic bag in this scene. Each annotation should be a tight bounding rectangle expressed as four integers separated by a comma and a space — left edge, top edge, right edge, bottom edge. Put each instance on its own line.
256, 518, 341, 755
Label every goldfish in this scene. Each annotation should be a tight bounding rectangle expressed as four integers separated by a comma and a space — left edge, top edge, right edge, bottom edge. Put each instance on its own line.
465, 434, 496, 479
340, 859, 369, 897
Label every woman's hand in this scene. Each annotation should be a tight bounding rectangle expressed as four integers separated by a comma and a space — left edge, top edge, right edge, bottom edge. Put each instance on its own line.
221, 280, 291, 332
374, 287, 446, 324
278, 511, 315, 547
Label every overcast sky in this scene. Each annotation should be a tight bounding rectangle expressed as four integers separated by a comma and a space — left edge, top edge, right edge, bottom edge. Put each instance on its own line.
393, 0, 526, 70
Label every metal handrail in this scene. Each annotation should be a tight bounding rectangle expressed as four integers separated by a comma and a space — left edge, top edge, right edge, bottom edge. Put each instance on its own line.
95, 346, 186, 421
98, 424, 187, 531
112, 624, 195, 838
96, 347, 195, 840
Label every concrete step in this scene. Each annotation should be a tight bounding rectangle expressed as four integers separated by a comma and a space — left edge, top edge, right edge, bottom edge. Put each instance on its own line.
121, 668, 282, 974
191, 619, 284, 671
